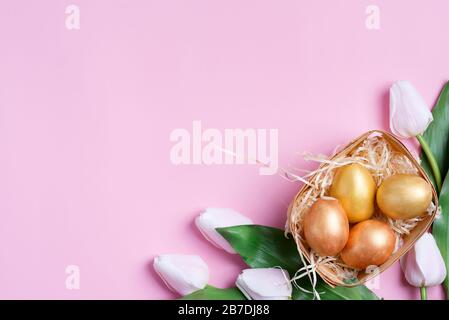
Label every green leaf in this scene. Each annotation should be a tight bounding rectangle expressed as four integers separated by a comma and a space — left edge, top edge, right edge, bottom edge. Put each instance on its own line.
420, 82, 449, 299
431, 171, 449, 297
217, 225, 379, 300
218, 225, 302, 274
421, 81, 449, 188
180, 285, 246, 300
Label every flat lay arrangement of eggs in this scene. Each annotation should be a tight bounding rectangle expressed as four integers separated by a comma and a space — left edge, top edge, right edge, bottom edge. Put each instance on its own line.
303, 164, 433, 270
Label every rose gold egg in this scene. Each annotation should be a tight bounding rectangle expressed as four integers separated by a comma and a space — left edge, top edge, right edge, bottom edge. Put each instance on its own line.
303, 198, 349, 256
341, 220, 395, 270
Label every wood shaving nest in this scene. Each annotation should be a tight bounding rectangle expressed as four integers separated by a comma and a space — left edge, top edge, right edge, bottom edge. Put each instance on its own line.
285, 135, 438, 283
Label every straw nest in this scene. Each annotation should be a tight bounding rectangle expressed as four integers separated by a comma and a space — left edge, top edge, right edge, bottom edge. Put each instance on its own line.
285, 131, 438, 296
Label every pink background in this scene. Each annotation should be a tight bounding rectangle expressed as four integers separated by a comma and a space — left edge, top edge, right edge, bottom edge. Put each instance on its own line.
0, 0, 447, 299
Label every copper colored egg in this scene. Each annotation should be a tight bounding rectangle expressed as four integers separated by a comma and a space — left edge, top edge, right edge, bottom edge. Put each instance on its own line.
303, 198, 349, 256
377, 174, 433, 220
341, 220, 395, 270
329, 163, 376, 223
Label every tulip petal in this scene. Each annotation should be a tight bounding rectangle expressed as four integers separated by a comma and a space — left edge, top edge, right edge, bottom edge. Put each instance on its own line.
402, 248, 426, 287
389, 81, 433, 138
235, 268, 292, 300
195, 208, 253, 254
401, 233, 446, 287
153, 254, 209, 296
414, 233, 447, 286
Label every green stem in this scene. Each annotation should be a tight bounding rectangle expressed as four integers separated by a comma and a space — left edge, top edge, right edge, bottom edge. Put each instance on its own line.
417, 134, 442, 193
420, 286, 427, 300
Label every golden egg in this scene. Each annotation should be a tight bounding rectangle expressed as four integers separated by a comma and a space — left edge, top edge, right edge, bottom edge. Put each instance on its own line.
329, 163, 376, 223
376, 174, 432, 220
340, 220, 395, 269
303, 198, 349, 256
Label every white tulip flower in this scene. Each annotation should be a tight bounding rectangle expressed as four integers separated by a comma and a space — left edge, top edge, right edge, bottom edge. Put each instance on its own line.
153, 254, 209, 296
390, 80, 433, 138
236, 268, 292, 300
401, 233, 446, 288
195, 208, 253, 254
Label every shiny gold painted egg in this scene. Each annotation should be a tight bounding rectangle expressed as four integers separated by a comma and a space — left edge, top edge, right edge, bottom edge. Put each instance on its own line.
329, 163, 376, 223
303, 198, 349, 256
341, 220, 395, 270
377, 174, 433, 220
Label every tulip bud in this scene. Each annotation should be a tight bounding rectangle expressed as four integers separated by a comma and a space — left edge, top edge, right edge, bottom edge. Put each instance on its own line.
400, 233, 446, 287
389, 80, 433, 138
153, 254, 209, 296
235, 268, 292, 300
195, 208, 253, 254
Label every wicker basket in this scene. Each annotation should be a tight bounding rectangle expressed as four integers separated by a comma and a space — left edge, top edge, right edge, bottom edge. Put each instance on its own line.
286, 130, 438, 287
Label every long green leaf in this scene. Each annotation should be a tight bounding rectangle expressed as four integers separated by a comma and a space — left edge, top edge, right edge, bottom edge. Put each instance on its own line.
180, 285, 246, 300
432, 171, 449, 296
420, 82, 449, 299
421, 81, 449, 188
217, 225, 379, 300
